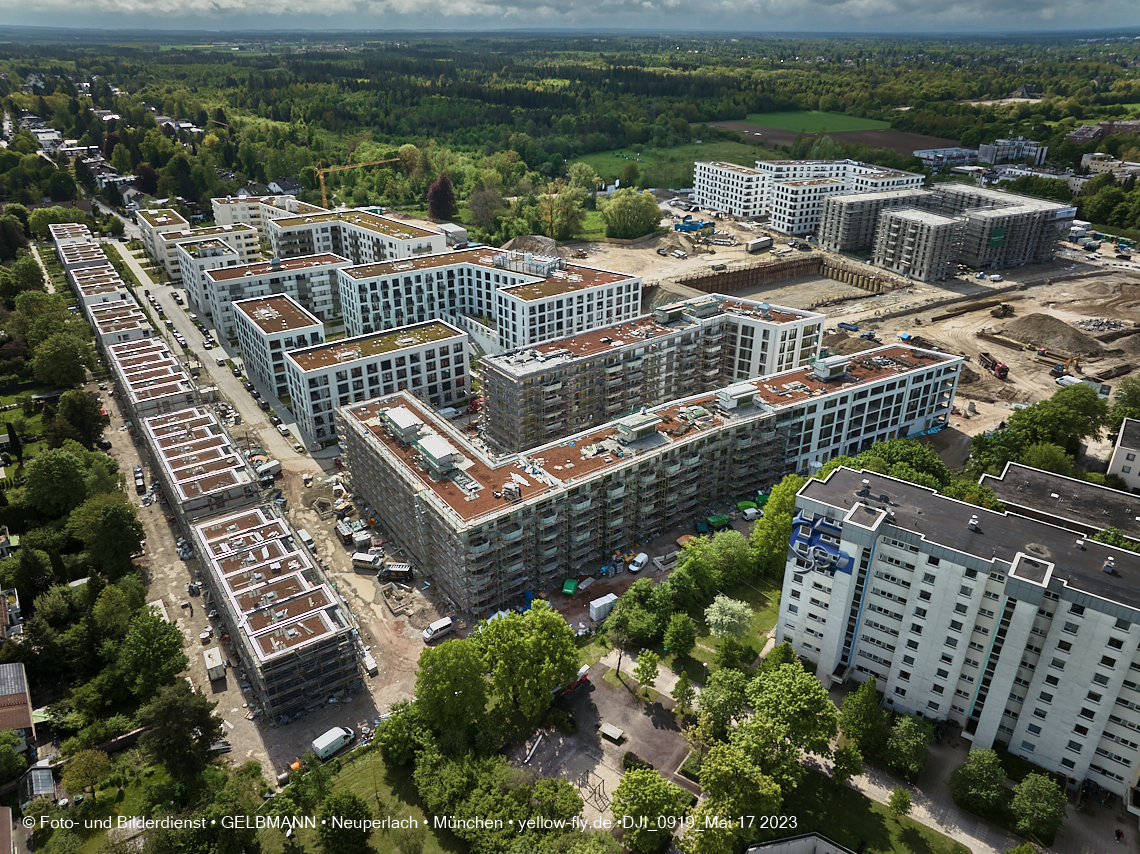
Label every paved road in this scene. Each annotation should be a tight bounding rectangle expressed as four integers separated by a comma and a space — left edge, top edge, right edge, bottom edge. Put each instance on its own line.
28, 244, 54, 293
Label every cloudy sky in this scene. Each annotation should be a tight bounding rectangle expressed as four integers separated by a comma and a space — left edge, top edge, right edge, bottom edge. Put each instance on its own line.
2, 0, 1140, 35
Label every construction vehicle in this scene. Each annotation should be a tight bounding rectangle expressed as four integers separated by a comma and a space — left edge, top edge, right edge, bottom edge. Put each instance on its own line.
978, 352, 1009, 379
990, 303, 1014, 318
837, 321, 860, 332
316, 157, 399, 208
860, 331, 883, 343
1048, 354, 1082, 377
674, 215, 715, 233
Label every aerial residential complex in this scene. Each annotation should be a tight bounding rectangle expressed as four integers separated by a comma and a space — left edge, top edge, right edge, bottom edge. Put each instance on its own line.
778, 467, 1140, 802
338, 345, 961, 615
190, 505, 361, 720
234, 295, 326, 400
978, 136, 1048, 166
201, 254, 352, 337
480, 294, 824, 452
338, 248, 643, 354
873, 209, 963, 282
692, 159, 924, 234
211, 193, 328, 241
817, 189, 932, 253
285, 320, 470, 447
160, 224, 260, 283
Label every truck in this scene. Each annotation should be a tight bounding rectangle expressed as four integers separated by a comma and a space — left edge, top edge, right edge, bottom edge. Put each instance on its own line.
203, 647, 226, 681
745, 236, 774, 253
978, 352, 1009, 379
378, 563, 413, 583
256, 460, 282, 478
437, 406, 462, 420
989, 274, 1003, 282
311, 726, 354, 760
837, 322, 860, 332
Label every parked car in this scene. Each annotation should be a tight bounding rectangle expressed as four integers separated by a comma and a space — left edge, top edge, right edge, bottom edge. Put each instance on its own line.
270, 415, 282, 426
215, 357, 225, 367
250, 389, 261, 399
276, 424, 290, 437
741, 507, 763, 521
243, 382, 254, 392
231, 367, 242, 377
627, 552, 649, 573
96, 438, 112, 451
203, 342, 213, 350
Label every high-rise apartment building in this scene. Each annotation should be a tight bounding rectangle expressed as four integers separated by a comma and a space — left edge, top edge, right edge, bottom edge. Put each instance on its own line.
692, 161, 768, 218
233, 295, 326, 400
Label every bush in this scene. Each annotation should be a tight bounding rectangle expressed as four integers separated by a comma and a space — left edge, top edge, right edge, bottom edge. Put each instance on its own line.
622, 751, 654, 772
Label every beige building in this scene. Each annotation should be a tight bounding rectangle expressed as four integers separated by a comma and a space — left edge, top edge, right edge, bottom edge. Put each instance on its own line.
269, 209, 446, 265
872, 209, 962, 282
136, 209, 190, 260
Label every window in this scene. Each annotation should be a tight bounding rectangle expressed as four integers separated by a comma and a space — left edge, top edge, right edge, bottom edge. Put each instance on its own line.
914, 608, 928, 619
936, 668, 950, 679
1094, 673, 1110, 686
1021, 741, 1035, 753
1108, 637, 1125, 650
955, 603, 969, 615
1088, 691, 1103, 704
1045, 674, 1060, 686
1033, 707, 1047, 719
945, 637, 959, 649
1027, 724, 1042, 735
960, 585, 973, 598
1063, 622, 1079, 635
1080, 707, 1096, 720
941, 653, 954, 664
932, 685, 945, 695
1070, 604, 1085, 616
898, 670, 911, 682
927, 557, 940, 567
1074, 724, 1090, 736
902, 655, 915, 666
1039, 691, 1054, 703
910, 623, 923, 635
1057, 640, 1072, 653
1061, 757, 1076, 770
1050, 658, 1065, 671
1067, 740, 1083, 753
894, 687, 906, 697
1102, 656, 1118, 669
906, 639, 919, 651
923, 572, 936, 584
1116, 618, 1132, 631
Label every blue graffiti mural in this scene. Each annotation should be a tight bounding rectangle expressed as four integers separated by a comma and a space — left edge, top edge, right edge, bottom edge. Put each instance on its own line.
788, 511, 854, 574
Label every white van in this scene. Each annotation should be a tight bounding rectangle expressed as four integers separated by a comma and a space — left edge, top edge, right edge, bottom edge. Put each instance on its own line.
297, 529, 315, 552
352, 552, 383, 570
311, 726, 354, 760
628, 552, 649, 573
423, 616, 454, 643
437, 407, 462, 420
1055, 375, 1081, 387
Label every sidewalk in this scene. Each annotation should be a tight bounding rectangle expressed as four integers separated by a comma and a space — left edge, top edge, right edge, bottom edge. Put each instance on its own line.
28, 244, 54, 293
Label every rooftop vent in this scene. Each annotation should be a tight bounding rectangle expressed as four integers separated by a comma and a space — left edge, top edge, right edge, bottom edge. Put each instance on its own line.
1076, 539, 1086, 550
1105, 555, 1117, 574
968, 514, 979, 531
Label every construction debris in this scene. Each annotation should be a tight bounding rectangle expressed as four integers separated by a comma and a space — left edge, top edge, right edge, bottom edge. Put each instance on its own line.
1074, 318, 1126, 332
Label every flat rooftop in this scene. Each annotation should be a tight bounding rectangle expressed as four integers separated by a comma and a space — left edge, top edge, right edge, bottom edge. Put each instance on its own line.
780, 177, 846, 188
137, 209, 188, 228
207, 254, 348, 283
698, 160, 764, 176
288, 320, 462, 372
142, 407, 255, 505
890, 209, 961, 227
180, 238, 238, 259
58, 243, 108, 267
980, 462, 1140, 542
272, 208, 437, 240
829, 188, 931, 205
343, 344, 957, 525
233, 295, 322, 334
107, 339, 194, 404
48, 223, 92, 239
90, 302, 150, 334
192, 506, 350, 664
161, 224, 256, 245
804, 467, 1140, 611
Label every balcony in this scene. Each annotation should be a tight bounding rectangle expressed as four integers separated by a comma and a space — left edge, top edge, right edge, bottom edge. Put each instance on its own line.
682, 453, 700, 467
605, 364, 623, 374
736, 435, 753, 448
608, 515, 625, 528
681, 484, 698, 497
541, 380, 563, 392
541, 527, 559, 542
501, 525, 524, 543
664, 462, 681, 477
469, 539, 491, 556
572, 530, 592, 544
571, 496, 592, 513
606, 485, 626, 500
540, 511, 559, 526
639, 473, 657, 486
542, 545, 559, 560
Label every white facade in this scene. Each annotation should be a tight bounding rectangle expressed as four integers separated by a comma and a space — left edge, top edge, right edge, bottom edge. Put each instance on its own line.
201, 254, 352, 338
233, 295, 325, 400
176, 239, 242, 312
269, 209, 446, 265
693, 161, 767, 218
1108, 418, 1140, 493
89, 300, 153, 347
769, 178, 848, 237
339, 248, 641, 353
779, 467, 1140, 802
136, 209, 189, 260
157, 224, 260, 282
211, 194, 327, 242
285, 320, 470, 447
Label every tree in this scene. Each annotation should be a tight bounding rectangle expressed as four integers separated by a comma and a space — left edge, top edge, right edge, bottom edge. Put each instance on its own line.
949, 748, 1007, 814
696, 667, 749, 742
137, 681, 223, 783
600, 188, 662, 239
684, 741, 781, 854
0, 731, 26, 782
1020, 442, 1075, 476
6, 423, 21, 464
838, 677, 890, 758
120, 608, 189, 700
318, 791, 373, 854
713, 634, 745, 670
110, 143, 132, 175
1011, 773, 1066, 841
704, 595, 753, 639
939, 479, 1005, 511
68, 493, 145, 577
61, 749, 111, 795
537, 181, 588, 241
92, 585, 133, 638
1114, 375, 1140, 411
474, 600, 578, 720
610, 768, 688, 854
888, 787, 912, 818
887, 714, 933, 781
32, 333, 94, 388
414, 639, 489, 734
748, 663, 838, 757
633, 649, 659, 697
1090, 526, 1140, 551
469, 187, 505, 230
3, 204, 29, 235
619, 162, 640, 189
27, 207, 87, 239
1008, 384, 1109, 454
23, 447, 87, 517
671, 671, 695, 716
55, 390, 109, 449
750, 474, 805, 577
663, 613, 697, 657
426, 174, 458, 221
831, 742, 864, 784
760, 641, 796, 673
567, 162, 602, 193
707, 529, 753, 588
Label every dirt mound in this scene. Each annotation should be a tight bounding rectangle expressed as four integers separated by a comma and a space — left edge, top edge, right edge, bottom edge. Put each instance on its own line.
1003, 313, 1105, 354
500, 235, 565, 257
823, 332, 879, 355
1115, 334, 1140, 354
958, 366, 981, 385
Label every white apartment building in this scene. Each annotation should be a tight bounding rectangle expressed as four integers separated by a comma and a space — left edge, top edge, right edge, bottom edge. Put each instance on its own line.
285, 320, 470, 448
693, 161, 767, 218
338, 345, 960, 616
106, 338, 198, 421
136, 209, 190, 260
89, 299, 153, 348
339, 248, 642, 354
1108, 418, 1140, 493
978, 136, 1048, 166
211, 194, 327, 242
269, 209, 446, 265
176, 239, 241, 311
481, 294, 823, 452
233, 295, 325, 400
157, 224, 259, 283
769, 178, 849, 236
47, 222, 93, 248
778, 467, 1140, 802
57, 241, 110, 273
201, 254, 352, 338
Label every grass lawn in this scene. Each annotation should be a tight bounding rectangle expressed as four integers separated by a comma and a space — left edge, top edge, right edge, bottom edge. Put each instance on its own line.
0, 388, 51, 464
570, 140, 762, 186
681, 580, 781, 677
262, 748, 464, 854
742, 110, 892, 133
756, 768, 970, 854
571, 209, 606, 241
603, 665, 660, 703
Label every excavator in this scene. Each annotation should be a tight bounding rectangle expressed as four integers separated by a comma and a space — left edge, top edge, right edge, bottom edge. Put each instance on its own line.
1049, 354, 1082, 377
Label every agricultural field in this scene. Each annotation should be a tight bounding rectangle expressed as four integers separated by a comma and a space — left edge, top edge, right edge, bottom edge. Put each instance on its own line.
570, 140, 762, 187
741, 110, 892, 133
